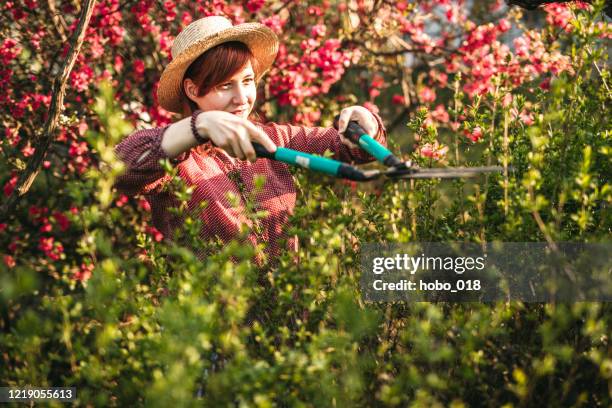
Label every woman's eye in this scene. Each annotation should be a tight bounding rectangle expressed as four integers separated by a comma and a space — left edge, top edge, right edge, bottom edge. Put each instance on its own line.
219, 83, 231, 90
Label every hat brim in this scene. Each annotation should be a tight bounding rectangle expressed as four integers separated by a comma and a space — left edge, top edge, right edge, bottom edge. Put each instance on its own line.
157, 23, 279, 114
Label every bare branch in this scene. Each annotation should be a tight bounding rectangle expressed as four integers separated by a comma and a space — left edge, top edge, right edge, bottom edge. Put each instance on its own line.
0, 0, 98, 220
341, 38, 462, 58
272, 0, 296, 14
47, 0, 69, 43
505, 0, 611, 18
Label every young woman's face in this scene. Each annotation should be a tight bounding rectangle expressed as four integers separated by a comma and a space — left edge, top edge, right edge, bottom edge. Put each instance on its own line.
185, 60, 257, 119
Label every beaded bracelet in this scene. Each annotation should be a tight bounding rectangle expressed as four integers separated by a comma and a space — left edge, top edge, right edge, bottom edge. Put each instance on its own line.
190, 109, 208, 144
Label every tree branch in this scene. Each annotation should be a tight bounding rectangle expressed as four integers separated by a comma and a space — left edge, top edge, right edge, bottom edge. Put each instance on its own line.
0, 0, 98, 220
47, 0, 69, 43
505, 0, 611, 18
342, 38, 462, 58
272, 0, 296, 14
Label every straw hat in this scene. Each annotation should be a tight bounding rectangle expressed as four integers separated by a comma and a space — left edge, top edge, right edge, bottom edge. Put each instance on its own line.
157, 16, 279, 114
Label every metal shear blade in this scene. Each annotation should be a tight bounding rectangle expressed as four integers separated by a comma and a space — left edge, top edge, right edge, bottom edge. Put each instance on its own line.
387, 165, 507, 179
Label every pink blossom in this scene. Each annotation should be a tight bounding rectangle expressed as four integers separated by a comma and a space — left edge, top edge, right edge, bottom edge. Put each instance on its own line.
145, 225, 164, 242
1, 38, 22, 65
74, 262, 94, 282
159, 31, 174, 56
371, 75, 385, 89
133, 59, 145, 75
0, 68, 13, 92
543, 3, 574, 32
596, 22, 612, 39
11, 6, 26, 20
460, 23, 497, 53
138, 198, 151, 212
574, 1, 592, 9
300, 38, 319, 51
513, 35, 530, 58
502, 93, 513, 108
38, 236, 64, 261
445, 6, 457, 23
3, 255, 15, 268
29, 93, 51, 112
21, 143, 35, 157
52, 211, 71, 232
311, 24, 326, 38
497, 18, 511, 33
70, 65, 94, 92
307, 5, 323, 16
429, 70, 448, 87
392, 94, 405, 105
78, 121, 89, 136
539, 77, 551, 90
271, 38, 351, 107
245, 0, 264, 12
115, 194, 129, 207
3, 174, 18, 197
88, 37, 105, 59
490, 0, 505, 12
419, 86, 436, 103
431, 105, 449, 123
39, 221, 52, 233
163, 0, 176, 22
419, 141, 449, 160
464, 126, 483, 142
29, 29, 46, 51
29, 205, 47, 218
69, 141, 88, 157
512, 108, 534, 125
262, 15, 285, 34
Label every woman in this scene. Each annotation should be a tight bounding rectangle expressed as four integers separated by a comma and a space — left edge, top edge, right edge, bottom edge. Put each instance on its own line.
114, 16, 387, 261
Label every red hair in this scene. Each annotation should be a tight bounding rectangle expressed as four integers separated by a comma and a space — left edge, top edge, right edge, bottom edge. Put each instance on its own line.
182, 41, 260, 116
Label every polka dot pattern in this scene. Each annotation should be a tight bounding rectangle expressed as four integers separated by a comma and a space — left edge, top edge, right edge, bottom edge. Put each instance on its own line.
113, 114, 388, 261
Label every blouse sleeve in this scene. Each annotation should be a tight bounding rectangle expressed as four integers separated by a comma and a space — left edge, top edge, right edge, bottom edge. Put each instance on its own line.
113, 125, 190, 196
264, 111, 388, 164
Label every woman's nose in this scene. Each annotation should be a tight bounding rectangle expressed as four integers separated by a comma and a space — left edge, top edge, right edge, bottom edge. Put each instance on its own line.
232, 84, 250, 105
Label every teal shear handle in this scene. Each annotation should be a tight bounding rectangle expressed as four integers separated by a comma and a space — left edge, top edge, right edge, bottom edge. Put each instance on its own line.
252, 143, 371, 181
333, 115, 402, 167
250, 121, 505, 182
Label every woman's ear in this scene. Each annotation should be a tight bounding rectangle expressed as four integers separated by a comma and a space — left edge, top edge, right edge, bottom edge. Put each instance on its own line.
183, 78, 197, 102
180, 80, 197, 118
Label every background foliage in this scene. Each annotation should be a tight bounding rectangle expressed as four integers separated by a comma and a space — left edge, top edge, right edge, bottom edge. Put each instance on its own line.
1, 0, 611, 406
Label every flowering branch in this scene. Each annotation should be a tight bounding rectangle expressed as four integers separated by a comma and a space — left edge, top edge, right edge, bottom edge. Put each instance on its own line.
506, 0, 611, 17
0, 0, 97, 220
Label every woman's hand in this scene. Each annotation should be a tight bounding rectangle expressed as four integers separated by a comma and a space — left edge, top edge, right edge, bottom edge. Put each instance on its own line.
336, 105, 380, 149
195, 110, 277, 162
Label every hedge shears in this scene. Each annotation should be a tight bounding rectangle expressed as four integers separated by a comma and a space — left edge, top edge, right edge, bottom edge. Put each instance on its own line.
251, 116, 504, 181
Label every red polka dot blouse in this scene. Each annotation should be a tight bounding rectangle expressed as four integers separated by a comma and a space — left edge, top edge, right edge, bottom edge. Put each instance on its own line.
113, 115, 387, 261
